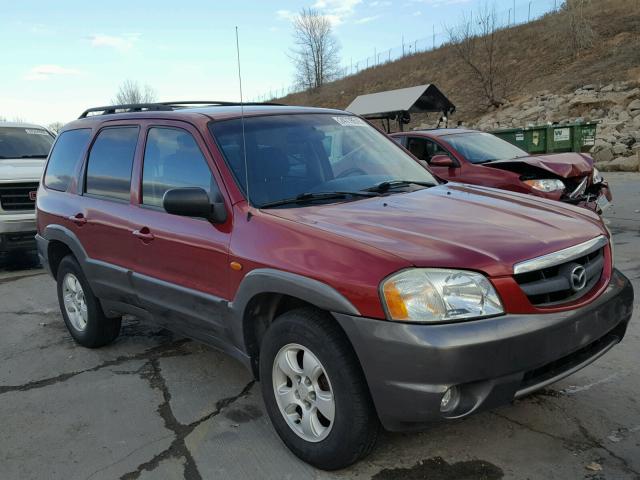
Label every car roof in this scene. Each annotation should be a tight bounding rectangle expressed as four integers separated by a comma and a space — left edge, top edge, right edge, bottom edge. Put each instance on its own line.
63, 104, 348, 130
0, 121, 50, 130
395, 128, 480, 137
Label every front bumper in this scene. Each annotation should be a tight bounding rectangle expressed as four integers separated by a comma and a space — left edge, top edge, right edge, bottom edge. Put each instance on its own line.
565, 183, 612, 213
0, 212, 37, 252
335, 269, 633, 431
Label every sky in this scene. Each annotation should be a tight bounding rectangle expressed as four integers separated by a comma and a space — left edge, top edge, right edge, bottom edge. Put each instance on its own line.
1, 0, 557, 126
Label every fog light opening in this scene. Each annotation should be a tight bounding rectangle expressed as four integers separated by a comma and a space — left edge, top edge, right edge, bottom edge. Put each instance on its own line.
440, 386, 460, 413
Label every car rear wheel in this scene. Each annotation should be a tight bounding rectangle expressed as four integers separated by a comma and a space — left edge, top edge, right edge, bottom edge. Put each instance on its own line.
260, 307, 379, 470
56, 255, 121, 348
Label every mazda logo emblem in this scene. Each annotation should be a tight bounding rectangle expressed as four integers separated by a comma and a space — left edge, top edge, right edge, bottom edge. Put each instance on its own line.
570, 265, 587, 292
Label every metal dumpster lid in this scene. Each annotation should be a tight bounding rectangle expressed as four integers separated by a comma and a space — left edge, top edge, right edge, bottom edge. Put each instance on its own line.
345, 84, 455, 119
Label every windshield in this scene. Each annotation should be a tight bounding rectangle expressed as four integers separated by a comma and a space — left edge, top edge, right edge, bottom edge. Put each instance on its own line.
209, 114, 437, 207
443, 132, 528, 164
0, 127, 54, 159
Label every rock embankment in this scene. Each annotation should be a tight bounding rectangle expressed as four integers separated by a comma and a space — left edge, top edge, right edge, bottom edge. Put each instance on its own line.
469, 82, 640, 172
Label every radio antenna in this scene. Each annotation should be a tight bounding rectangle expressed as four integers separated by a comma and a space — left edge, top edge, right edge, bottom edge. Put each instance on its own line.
235, 26, 251, 213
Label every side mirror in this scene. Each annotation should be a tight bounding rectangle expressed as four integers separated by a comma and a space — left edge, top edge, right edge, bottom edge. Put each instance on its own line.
430, 154, 456, 167
163, 187, 227, 223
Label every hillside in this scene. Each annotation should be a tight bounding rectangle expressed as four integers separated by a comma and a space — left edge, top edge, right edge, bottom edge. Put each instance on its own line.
278, 0, 640, 127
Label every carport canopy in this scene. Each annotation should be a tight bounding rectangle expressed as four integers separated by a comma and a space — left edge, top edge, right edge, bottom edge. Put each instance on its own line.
345, 84, 455, 121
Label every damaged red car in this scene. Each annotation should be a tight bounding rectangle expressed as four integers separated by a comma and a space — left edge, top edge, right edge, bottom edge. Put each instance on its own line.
391, 129, 611, 213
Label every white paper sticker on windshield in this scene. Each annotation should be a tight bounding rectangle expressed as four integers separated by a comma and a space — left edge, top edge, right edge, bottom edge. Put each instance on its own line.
333, 116, 367, 127
25, 129, 49, 135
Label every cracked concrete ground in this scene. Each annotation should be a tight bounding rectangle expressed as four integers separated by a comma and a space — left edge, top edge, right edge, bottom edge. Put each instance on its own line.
1, 173, 638, 480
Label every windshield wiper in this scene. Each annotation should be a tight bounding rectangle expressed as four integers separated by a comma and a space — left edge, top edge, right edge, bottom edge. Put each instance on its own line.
259, 191, 379, 209
20, 154, 48, 158
362, 180, 436, 193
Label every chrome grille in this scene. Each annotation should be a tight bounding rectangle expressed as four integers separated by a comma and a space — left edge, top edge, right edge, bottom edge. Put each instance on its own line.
0, 182, 38, 211
514, 236, 607, 306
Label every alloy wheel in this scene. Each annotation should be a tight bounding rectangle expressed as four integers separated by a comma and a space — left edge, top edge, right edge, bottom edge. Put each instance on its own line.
272, 343, 335, 442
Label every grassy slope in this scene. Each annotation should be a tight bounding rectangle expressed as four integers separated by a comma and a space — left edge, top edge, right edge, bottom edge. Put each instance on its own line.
278, 0, 640, 124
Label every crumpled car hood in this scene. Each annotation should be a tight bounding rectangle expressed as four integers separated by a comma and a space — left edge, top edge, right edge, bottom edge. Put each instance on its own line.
485, 152, 593, 178
266, 183, 605, 277
0, 158, 46, 182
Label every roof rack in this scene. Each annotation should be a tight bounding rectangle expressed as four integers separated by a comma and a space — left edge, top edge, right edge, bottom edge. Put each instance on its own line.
78, 101, 285, 119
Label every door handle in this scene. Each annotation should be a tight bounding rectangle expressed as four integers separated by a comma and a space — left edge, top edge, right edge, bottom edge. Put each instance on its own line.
132, 227, 154, 242
67, 214, 87, 226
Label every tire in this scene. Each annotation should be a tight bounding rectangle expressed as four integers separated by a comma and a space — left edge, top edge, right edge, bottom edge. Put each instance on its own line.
56, 255, 121, 348
260, 307, 379, 470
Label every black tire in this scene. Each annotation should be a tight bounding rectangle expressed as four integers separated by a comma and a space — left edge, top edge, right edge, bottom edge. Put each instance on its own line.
56, 255, 121, 348
260, 307, 379, 470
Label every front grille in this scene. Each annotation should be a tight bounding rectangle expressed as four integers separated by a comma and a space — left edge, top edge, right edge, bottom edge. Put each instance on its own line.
0, 182, 38, 211
515, 247, 605, 306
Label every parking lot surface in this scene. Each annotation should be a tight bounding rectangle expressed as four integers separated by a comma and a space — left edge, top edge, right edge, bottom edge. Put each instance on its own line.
1, 173, 639, 480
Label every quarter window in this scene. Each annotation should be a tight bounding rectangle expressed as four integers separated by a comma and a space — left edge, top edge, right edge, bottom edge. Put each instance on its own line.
142, 128, 215, 208
44, 129, 91, 191
85, 127, 138, 201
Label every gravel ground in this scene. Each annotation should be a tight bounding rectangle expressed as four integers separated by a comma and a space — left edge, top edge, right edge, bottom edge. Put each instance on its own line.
1, 173, 638, 480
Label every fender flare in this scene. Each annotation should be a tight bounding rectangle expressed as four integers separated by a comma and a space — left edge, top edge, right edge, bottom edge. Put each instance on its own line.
42, 224, 89, 266
230, 268, 360, 317
229, 268, 360, 352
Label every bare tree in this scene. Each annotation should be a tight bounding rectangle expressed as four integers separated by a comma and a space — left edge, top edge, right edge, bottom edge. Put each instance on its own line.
111, 79, 157, 104
446, 6, 506, 108
48, 122, 64, 134
289, 8, 341, 90
561, 0, 595, 56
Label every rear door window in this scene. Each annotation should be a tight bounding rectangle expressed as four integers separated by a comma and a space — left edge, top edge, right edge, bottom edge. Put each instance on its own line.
44, 129, 92, 191
85, 127, 139, 201
142, 127, 216, 208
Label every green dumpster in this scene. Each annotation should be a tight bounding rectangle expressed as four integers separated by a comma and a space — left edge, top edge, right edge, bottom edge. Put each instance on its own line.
490, 122, 597, 154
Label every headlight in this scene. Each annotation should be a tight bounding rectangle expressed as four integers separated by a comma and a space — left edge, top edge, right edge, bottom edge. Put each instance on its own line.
592, 167, 604, 184
523, 179, 565, 192
381, 269, 504, 323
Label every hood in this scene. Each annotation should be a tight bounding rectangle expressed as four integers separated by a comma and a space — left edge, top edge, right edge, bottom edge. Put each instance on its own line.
0, 158, 46, 182
265, 183, 605, 277
485, 152, 593, 178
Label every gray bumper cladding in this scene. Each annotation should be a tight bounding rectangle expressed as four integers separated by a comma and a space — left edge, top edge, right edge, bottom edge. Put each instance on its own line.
335, 269, 634, 431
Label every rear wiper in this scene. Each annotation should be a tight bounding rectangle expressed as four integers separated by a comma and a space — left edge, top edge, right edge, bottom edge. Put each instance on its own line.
20, 154, 48, 158
259, 191, 379, 209
362, 180, 436, 193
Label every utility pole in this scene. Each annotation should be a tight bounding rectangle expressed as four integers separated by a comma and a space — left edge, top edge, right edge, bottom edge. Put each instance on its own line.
528, 1, 532, 21
513, 0, 516, 24
508, 8, 511, 25
374, 47, 377, 66
402, 34, 405, 56
432, 24, 435, 49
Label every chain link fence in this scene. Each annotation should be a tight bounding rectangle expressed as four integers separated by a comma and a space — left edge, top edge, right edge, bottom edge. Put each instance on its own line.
250, 0, 563, 102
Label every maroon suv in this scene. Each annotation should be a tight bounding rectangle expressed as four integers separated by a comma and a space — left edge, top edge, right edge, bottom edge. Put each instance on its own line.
36, 102, 633, 469
391, 129, 611, 213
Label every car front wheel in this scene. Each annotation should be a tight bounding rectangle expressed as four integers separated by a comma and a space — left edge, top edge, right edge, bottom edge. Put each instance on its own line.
260, 307, 379, 470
